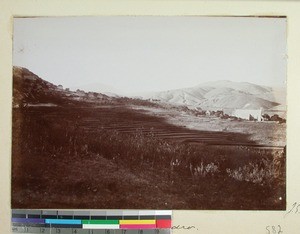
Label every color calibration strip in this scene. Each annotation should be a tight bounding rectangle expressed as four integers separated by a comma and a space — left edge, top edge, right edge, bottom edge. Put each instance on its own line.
12, 210, 172, 234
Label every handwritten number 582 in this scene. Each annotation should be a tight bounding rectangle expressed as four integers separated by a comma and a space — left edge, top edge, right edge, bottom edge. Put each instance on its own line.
266, 225, 283, 234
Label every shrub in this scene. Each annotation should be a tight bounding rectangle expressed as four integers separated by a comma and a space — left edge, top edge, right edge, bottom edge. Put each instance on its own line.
226, 156, 284, 185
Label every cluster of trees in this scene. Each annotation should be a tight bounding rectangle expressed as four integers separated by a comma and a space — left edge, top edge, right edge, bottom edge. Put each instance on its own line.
172, 105, 287, 123
262, 114, 286, 123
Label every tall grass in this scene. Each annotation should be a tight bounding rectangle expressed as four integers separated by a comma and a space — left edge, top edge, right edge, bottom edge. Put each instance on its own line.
13, 108, 285, 187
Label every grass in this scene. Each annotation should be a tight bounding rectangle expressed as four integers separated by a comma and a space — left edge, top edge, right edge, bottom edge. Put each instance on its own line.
139, 105, 286, 147
11, 105, 286, 210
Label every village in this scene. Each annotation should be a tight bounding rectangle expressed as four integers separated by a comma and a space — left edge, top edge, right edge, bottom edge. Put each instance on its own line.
146, 97, 286, 125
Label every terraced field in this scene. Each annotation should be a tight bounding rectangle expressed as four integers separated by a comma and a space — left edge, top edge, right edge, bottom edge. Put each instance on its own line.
29, 105, 260, 147
12, 104, 286, 209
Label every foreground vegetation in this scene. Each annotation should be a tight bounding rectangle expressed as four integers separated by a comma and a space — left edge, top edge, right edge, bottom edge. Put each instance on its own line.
12, 106, 286, 210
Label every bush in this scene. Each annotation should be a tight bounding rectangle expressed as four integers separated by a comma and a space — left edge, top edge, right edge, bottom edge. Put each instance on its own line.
226, 156, 285, 185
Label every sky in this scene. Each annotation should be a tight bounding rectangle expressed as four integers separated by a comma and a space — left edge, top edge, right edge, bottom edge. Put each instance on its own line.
13, 16, 287, 95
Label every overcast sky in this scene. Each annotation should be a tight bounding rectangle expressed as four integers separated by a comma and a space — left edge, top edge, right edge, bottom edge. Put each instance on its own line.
13, 16, 286, 95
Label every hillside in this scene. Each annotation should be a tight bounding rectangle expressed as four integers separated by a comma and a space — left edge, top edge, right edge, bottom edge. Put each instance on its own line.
13, 66, 111, 107
142, 80, 286, 111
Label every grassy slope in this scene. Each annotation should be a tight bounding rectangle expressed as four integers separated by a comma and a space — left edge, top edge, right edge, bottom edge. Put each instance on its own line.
12, 105, 285, 210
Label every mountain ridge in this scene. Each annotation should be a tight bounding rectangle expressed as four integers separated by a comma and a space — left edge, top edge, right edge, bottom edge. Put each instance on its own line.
13, 66, 286, 112
141, 80, 286, 111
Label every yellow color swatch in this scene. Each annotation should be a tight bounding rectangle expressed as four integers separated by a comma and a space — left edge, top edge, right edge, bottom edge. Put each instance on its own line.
119, 220, 156, 225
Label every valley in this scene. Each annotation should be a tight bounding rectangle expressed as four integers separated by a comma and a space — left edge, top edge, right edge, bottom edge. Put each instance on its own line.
11, 67, 286, 210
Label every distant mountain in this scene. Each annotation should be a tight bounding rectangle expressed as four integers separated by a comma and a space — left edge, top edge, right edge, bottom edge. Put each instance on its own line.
141, 80, 286, 110
13, 66, 111, 107
70, 83, 120, 97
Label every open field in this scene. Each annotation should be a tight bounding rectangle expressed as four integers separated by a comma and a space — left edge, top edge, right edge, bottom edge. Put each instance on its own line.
12, 103, 286, 210
131, 105, 286, 147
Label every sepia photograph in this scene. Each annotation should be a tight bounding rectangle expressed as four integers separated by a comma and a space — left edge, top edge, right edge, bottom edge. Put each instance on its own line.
11, 16, 287, 210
